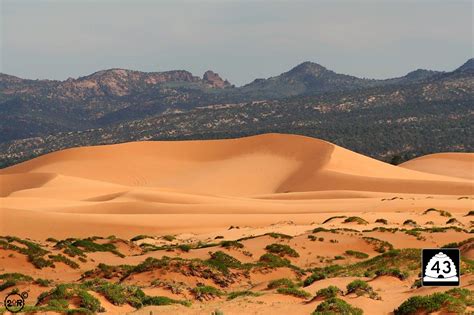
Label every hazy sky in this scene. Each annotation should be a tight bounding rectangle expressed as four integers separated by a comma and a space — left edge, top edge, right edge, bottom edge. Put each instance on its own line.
1, 0, 472, 86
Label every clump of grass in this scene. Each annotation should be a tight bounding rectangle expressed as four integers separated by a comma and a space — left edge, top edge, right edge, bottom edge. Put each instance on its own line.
345, 250, 369, 259
403, 219, 417, 226
423, 208, 452, 217
130, 235, 153, 242
312, 298, 363, 315
35, 278, 53, 287
303, 271, 326, 287
258, 253, 291, 268
0, 273, 34, 291
308, 235, 317, 241
0, 236, 53, 269
267, 278, 297, 289
375, 267, 408, 280
465, 210, 474, 216
162, 235, 176, 242
227, 290, 261, 300
206, 251, 243, 274
178, 244, 191, 252
191, 285, 223, 300
71, 238, 125, 258
265, 243, 299, 258
322, 216, 347, 224
265, 232, 293, 239
446, 218, 462, 225
312, 227, 330, 233
343, 216, 368, 225
220, 240, 244, 249
442, 238, 473, 249
48, 254, 80, 269
362, 237, 394, 253
276, 287, 311, 299
346, 280, 379, 299
37, 283, 104, 313
315, 285, 342, 299
375, 218, 388, 225
394, 288, 473, 315
45, 237, 58, 243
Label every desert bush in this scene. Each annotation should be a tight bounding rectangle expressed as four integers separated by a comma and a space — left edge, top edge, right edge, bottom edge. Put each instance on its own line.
265, 243, 299, 258
346, 280, 379, 299
375, 268, 408, 280
322, 216, 347, 224
267, 278, 296, 289
394, 288, 472, 315
265, 232, 293, 239
227, 290, 261, 300
403, 219, 417, 226
345, 250, 369, 259
220, 240, 244, 249
315, 285, 342, 299
343, 216, 368, 225
375, 218, 388, 224
191, 285, 223, 300
276, 287, 311, 299
258, 253, 291, 268
312, 297, 363, 315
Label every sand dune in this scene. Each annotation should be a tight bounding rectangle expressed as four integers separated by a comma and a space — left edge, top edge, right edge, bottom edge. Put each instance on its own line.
400, 152, 474, 180
1, 133, 473, 238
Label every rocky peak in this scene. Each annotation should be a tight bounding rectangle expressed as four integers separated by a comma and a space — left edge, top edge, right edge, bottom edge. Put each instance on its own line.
455, 58, 474, 73
202, 70, 231, 88
285, 62, 328, 77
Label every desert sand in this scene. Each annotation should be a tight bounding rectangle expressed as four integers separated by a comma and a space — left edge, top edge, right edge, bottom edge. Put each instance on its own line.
0, 133, 473, 314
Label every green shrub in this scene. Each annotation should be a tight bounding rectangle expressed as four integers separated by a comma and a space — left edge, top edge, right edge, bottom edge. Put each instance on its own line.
315, 286, 341, 299
220, 240, 244, 249
375, 218, 388, 224
312, 297, 363, 315
206, 251, 243, 273
343, 216, 368, 225
345, 250, 369, 259
466, 210, 474, 216
312, 227, 330, 233
267, 278, 296, 289
375, 268, 408, 280
191, 285, 223, 300
265, 232, 293, 239
178, 244, 191, 252
394, 288, 473, 315
162, 235, 176, 242
362, 237, 393, 253
276, 287, 311, 299
48, 254, 80, 269
403, 219, 417, 226
130, 235, 152, 241
265, 243, 299, 258
227, 290, 261, 300
346, 280, 379, 299
446, 218, 461, 225
322, 216, 346, 224
308, 235, 317, 241
303, 272, 326, 287
258, 253, 291, 268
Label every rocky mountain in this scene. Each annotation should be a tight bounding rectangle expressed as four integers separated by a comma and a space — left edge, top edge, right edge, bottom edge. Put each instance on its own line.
0, 59, 472, 167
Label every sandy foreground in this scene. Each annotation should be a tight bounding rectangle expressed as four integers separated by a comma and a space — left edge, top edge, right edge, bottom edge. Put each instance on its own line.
0, 133, 473, 314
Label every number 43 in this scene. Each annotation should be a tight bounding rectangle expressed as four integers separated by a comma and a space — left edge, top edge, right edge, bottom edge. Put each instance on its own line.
431, 261, 451, 274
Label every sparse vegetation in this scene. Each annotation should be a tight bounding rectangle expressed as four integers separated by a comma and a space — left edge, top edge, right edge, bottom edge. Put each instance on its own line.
362, 237, 393, 253
375, 218, 388, 224
191, 285, 223, 300
403, 219, 417, 226
315, 286, 342, 299
312, 297, 363, 315
276, 287, 311, 299
259, 253, 291, 268
265, 232, 293, 239
423, 208, 452, 217
227, 290, 261, 300
394, 288, 473, 315
220, 240, 244, 249
322, 216, 347, 224
374, 268, 408, 280
267, 278, 297, 289
343, 216, 368, 225
346, 280, 379, 299
265, 243, 299, 258
345, 250, 369, 259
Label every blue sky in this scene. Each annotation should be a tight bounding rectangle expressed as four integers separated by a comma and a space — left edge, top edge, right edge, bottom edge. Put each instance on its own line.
1, 0, 472, 86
